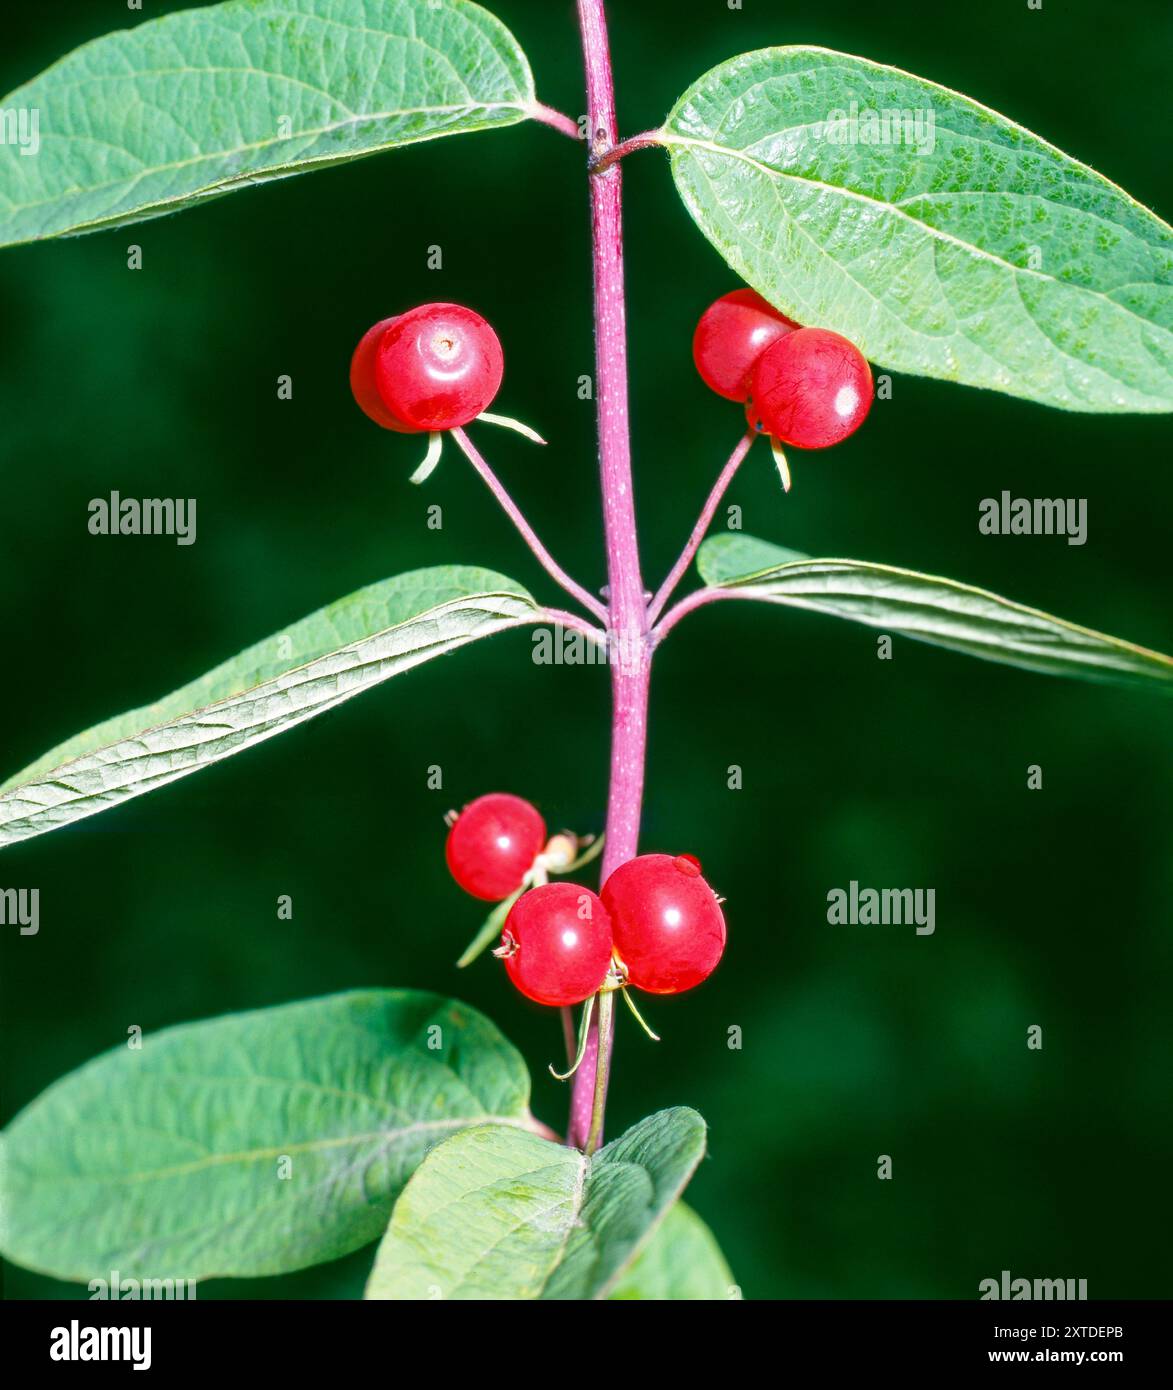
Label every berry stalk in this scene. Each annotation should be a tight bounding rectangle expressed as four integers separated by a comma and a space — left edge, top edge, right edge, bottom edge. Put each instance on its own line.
647, 429, 756, 625
567, 0, 650, 1152
451, 427, 608, 623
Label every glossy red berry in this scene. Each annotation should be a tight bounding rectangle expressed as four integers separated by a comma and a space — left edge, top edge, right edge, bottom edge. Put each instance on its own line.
746, 326, 873, 449
693, 289, 799, 402
350, 316, 420, 432
602, 853, 726, 995
445, 793, 545, 902
498, 882, 614, 1007
372, 302, 503, 431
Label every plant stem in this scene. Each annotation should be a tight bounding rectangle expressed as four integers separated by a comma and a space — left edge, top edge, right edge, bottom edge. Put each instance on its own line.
567, 0, 650, 1152
646, 429, 756, 625
539, 608, 608, 647
451, 427, 608, 623
529, 102, 582, 141
584, 990, 614, 1155
654, 586, 762, 644
589, 129, 664, 173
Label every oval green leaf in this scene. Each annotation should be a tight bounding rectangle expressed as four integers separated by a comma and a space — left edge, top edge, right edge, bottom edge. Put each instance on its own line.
0, 565, 540, 850
696, 534, 1173, 688
0, 0, 536, 247
608, 1201, 739, 1300
0, 990, 542, 1282
665, 47, 1173, 412
364, 1107, 708, 1299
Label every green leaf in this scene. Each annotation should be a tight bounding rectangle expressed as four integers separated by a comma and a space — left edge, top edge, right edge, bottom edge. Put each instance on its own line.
665, 47, 1173, 413
456, 887, 523, 969
364, 1107, 707, 1299
608, 1202, 739, 1300
0, 0, 536, 248
0, 990, 543, 1283
696, 534, 1173, 688
0, 566, 539, 851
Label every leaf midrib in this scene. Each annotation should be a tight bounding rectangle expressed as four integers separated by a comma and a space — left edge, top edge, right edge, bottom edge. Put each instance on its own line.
709, 557, 1173, 668
0, 588, 535, 799
663, 132, 1159, 314
4, 101, 528, 222
11, 1114, 541, 1187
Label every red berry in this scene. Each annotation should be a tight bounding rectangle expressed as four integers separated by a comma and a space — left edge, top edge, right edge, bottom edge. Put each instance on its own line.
602, 853, 726, 995
374, 303, 503, 431
445, 793, 545, 901
498, 883, 613, 1007
693, 289, 799, 402
350, 316, 420, 432
746, 326, 873, 448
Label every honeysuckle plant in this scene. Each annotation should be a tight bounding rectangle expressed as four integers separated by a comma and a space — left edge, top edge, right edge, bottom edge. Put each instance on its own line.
0, 0, 1169, 1301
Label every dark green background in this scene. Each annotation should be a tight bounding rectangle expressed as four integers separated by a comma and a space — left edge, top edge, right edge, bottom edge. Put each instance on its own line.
1, 0, 1169, 1300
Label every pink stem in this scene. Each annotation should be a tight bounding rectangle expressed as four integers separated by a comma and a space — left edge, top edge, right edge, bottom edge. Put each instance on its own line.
654, 586, 763, 644
567, 0, 650, 1153
451, 427, 608, 623
646, 429, 756, 625
540, 608, 607, 646
529, 102, 582, 141
589, 129, 664, 173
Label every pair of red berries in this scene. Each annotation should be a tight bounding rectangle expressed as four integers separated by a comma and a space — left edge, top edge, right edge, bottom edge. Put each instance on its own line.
445, 793, 726, 1007
693, 289, 874, 449
350, 302, 503, 433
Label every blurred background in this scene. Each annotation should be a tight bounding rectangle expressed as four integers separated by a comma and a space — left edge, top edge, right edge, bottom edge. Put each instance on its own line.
1, 0, 1169, 1300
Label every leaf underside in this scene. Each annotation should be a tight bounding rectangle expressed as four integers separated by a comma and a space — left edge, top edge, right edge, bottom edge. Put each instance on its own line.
0, 565, 539, 850
666, 46, 1173, 412
0, 991, 537, 1282
364, 1107, 707, 1299
697, 534, 1173, 689
0, 0, 535, 247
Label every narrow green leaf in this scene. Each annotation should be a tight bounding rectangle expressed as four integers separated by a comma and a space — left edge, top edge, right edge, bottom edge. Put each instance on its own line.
0, 566, 539, 851
0, 0, 536, 247
665, 47, 1173, 412
696, 534, 1173, 688
608, 1202, 739, 1300
456, 887, 523, 969
0, 990, 541, 1282
364, 1107, 707, 1299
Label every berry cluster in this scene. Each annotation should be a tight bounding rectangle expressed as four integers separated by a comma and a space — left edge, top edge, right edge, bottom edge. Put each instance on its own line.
351, 302, 503, 433
693, 289, 874, 450
445, 793, 726, 1019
